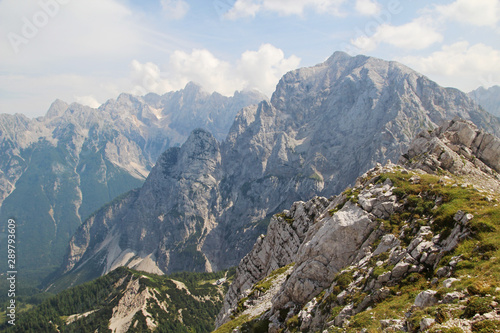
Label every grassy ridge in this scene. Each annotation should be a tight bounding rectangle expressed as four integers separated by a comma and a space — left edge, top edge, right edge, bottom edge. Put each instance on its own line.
1, 267, 235, 333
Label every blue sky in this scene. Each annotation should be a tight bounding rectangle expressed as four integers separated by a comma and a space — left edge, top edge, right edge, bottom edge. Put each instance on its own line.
1, 0, 499, 117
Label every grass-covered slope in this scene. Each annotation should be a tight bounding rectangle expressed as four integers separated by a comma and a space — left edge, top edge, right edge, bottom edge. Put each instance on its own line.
319, 170, 500, 332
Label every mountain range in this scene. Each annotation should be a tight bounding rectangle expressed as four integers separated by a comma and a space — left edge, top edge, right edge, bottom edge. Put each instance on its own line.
7, 118, 500, 332
0, 84, 265, 284
469, 85, 500, 117
52, 52, 500, 291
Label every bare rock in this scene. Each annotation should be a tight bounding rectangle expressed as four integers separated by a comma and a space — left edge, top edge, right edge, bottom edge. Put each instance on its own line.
414, 290, 438, 308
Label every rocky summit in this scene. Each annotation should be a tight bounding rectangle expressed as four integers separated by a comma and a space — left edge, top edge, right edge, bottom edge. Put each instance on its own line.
58, 52, 500, 288
215, 119, 500, 333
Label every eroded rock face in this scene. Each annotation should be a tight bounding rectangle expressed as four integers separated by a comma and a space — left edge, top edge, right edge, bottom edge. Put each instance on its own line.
216, 163, 401, 327
63, 129, 223, 276
273, 201, 379, 308
469, 85, 500, 117
216, 197, 328, 326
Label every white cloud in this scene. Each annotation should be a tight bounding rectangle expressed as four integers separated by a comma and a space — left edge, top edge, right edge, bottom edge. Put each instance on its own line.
355, 0, 381, 16
160, 0, 189, 20
129, 44, 300, 97
238, 44, 301, 94
400, 42, 500, 91
225, 0, 261, 19
225, 0, 346, 19
0, 74, 122, 116
74, 95, 101, 108
130, 60, 173, 96
0, 0, 192, 117
351, 18, 443, 52
435, 0, 500, 28
166, 49, 242, 95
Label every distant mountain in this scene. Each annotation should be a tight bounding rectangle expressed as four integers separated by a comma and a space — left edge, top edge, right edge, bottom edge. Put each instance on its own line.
1, 267, 233, 333
469, 85, 500, 117
0, 84, 265, 285
56, 52, 500, 289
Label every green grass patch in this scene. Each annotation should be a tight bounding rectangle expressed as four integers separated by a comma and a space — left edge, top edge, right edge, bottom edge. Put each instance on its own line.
321, 170, 500, 332
276, 213, 294, 225
463, 296, 493, 318
213, 315, 251, 333
249, 263, 295, 297
471, 319, 500, 332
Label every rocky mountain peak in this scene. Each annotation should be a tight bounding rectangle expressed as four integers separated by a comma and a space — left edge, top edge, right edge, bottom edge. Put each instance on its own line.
469, 85, 500, 117
0, 82, 263, 285
183, 81, 205, 94
324, 50, 352, 64
150, 127, 221, 181
45, 99, 69, 118
56, 53, 500, 291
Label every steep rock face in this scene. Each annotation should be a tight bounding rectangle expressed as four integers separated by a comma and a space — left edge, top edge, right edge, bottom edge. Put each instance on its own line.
62, 129, 222, 278
216, 163, 398, 327
216, 119, 500, 332
216, 197, 328, 324
60, 53, 500, 285
0, 84, 263, 282
469, 85, 500, 117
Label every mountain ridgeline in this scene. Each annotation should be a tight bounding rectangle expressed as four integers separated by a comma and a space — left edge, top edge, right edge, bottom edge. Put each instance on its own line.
469, 85, 500, 117
2, 267, 234, 333
0, 84, 265, 284
55, 52, 500, 289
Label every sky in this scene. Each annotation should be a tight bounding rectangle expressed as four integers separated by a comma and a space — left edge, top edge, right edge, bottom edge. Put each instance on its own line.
0, 0, 499, 118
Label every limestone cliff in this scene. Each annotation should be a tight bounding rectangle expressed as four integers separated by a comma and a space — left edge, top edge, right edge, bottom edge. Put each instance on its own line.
61, 128, 223, 279
469, 85, 500, 117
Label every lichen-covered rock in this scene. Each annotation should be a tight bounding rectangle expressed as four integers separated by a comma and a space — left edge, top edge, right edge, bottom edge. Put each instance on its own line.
414, 290, 438, 308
